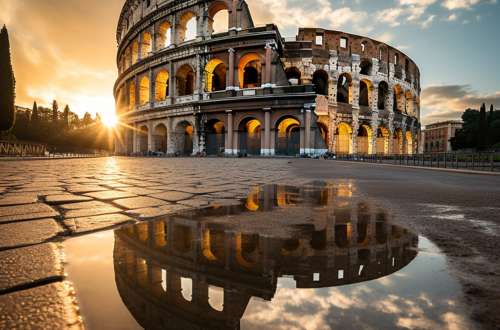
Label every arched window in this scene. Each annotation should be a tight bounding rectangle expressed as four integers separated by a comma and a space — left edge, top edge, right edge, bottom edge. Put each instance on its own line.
312, 70, 328, 96
177, 64, 195, 96
157, 22, 171, 49
129, 82, 136, 107
139, 76, 150, 105
141, 33, 152, 58
285, 68, 301, 85
238, 54, 262, 89
180, 12, 197, 42
208, 2, 229, 34
337, 73, 352, 104
205, 59, 226, 92
394, 53, 399, 66
132, 42, 139, 64
155, 70, 169, 101
360, 60, 372, 75
378, 81, 389, 110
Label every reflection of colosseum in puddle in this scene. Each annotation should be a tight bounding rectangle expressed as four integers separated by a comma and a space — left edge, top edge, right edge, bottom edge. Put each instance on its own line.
114, 183, 418, 329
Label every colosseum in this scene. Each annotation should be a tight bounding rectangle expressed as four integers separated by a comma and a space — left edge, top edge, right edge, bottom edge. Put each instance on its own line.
114, 0, 422, 156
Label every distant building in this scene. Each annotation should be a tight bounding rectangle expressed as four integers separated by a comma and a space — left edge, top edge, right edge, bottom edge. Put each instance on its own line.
15, 105, 31, 120
423, 120, 463, 152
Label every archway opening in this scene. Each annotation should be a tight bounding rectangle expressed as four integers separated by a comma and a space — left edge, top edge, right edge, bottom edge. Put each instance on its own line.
208, 2, 230, 34
337, 73, 352, 104
312, 70, 328, 96
238, 54, 262, 89
155, 70, 169, 101
205, 59, 226, 92
239, 117, 261, 155
378, 81, 389, 110
205, 119, 225, 155
157, 21, 171, 49
180, 12, 197, 42
357, 125, 371, 154
393, 130, 402, 154
359, 81, 369, 107
153, 123, 168, 153
360, 60, 372, 75
236, 233, 259, 266
393, 85, 404, 112
286, 67, 301, 85
139, 76, 150, 105
173, 225, 192, 253
139, 125, 148, 154
275, 116, 300, 156
406, 130, 413, 154
129, 82, 136, 108
142, 33, 151, 58
208, 286, 224, 312
335, 122, 352, 154
317, 121, 329, 150
377, 126, 389, 154
310, 230, 327, 251
177, 64, 195, 96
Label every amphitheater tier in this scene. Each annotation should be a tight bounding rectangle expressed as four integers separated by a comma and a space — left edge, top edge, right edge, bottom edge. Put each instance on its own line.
113, 0, 422, 156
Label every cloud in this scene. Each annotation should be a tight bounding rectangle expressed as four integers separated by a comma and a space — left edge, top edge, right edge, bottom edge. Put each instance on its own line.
443, 13, 459, 21
420, 85, 500, 124
441, 0, 480, 10
374, 8, 405, 27
419, 15, 435, 28
399, 0, 438, 5
376, 32, 396, 43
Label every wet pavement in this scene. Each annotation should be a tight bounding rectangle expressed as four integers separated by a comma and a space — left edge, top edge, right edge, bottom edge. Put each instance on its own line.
0, 157, 499, 329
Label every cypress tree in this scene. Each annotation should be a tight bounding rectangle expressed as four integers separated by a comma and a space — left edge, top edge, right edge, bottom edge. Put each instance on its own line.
63, 105, 70, 128
476, 103, 487, 150
0, 25, 16, 133
487, 104, 494, 127
52, 100, 59, 123
32, 101, 38, 121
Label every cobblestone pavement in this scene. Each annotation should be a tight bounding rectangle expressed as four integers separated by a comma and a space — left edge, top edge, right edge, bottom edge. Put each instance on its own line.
0, 157, 499, 329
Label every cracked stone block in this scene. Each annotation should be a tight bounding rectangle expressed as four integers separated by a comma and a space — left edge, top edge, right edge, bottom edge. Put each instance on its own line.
0, 243, 64, 291
83, 191, 138, 200
0, 282, 83, 330
0, 195, 38, 206
158, 204, 195, 214
148, 191, 194, 202
46, 195, 93, 205
64, 214, 136, 234
125, 207, 174, 219
59, 201, 111, 210
0, 219, 63, 250
177, 199, 212, 208
0, 203, 56, 218
0, 211, 61, 224
64, 206, 124, 219
117, 187, 167, 195
113, 197, 169, 209
65, 186, 110, 193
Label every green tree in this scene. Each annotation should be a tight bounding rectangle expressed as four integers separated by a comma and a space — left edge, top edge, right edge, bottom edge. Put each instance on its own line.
95, 112, 101, 124
0, 25, 16, 133
81, 112, 93, 128
63, 105, 70, 128
476, 103, 487, 150
32, 101, 38, 122
52, 100, 59, 123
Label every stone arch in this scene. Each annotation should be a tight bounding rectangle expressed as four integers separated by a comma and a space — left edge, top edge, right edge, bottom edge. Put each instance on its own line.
238, 53, 263, 89
337, 73, 352, 104
139, 125, 149, 154
153, 123, 168, 152
394, 52, 400, 66
141, 33, 152, 58
205, 58, 226, 92
154, 220, 167, 247
393, 129, 403, 154
208, 286, 224, 312
157, 21, 171, 49
405, 90, 413, 115
359, 60, 372, 75
179, 12, 197, 42
335, 122, 353, 154
173, 225, 192, 253
357, 124, 373, 154
129, 82, 136, 108
238, 117, 262, 155
286, 67, 301, 86
208, 2, 230, 34
317, 120, 329, 150
139, 76, 150, 105
378, 81, 389, 110
312, 70, 329, 96
132, 42, 139, 64
172, 120, 194, 155
236, 233, 259, 267
275, 115, 301, 156
393, 85, 405, 112
202, 229, 225, 261
155, 70, 169, 101
205, 118, 225, 155
405, 130, 413, 154
377, 126, 390, 154
176, 64, 195, 96
282, 239, 301, 253
359, 79, 373, 107
310, 230, 327, 251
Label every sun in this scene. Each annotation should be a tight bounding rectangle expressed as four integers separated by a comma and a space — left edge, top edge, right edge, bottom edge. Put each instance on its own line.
102, 114, 118, 128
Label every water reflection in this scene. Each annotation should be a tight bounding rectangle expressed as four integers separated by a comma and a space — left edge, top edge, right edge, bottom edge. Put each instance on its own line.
113, 183, 418, 330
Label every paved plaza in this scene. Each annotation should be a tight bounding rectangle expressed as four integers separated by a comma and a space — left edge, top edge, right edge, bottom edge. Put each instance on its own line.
0, 157, 499, 329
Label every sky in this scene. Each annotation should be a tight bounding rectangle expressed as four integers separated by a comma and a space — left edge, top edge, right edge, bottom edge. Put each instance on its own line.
1, 0, 499, 125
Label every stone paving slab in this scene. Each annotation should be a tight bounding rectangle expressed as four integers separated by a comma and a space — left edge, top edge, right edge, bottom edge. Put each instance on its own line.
170, 186, 229, 194
105, 183, 133, 188
177, 199, 212, 208
117, 187, 168, 195
124, 207, 175, 220
0, 211, 60, 224
0, 195, 38, 206
64, 214, 136, 234
64, 206, 124, 219
0, 282, 83, 330
148, 191, 194, 202
113, 196, 170, 209
13, 186, 66, 193
46, 195, 94, 205
58, 201, 111, 210
6, 190, 70, 197
83, 190, 138, 200
65, 186, 110, 193
0, 243, 63, 291
0, 203, 56, 218
0, 219, 62, 250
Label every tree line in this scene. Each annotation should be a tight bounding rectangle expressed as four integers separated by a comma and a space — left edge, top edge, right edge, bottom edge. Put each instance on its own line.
10, 101, 113, 150
452, 104, 500, 151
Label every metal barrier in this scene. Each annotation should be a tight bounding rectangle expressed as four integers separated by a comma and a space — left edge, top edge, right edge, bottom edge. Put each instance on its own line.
335, 153, 500, 172
0, 140, 110, 157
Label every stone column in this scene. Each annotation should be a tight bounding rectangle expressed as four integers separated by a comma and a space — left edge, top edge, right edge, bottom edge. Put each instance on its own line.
195, 54, 201, 94
351, 80, 360, 109
371, 110, 379, 155
133, 123, 138, 154
410, 123, 416, 155
264, 109, 271, 156
264, 45, 272, 86
329, 79, 337, 107
227, 48, 235, 90
401, 120, 407, 155
418, 127, 424, 154
388, 114, 394, 154
352, 112, 360, 154
305, 109, 311, 154
168, 62, 174, 101
149, 68, 155, 104
226, 111, 233, 154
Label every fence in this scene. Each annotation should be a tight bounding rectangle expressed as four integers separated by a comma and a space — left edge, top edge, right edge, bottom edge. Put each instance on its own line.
335, 153, 500, 172
0, 140, 110, 158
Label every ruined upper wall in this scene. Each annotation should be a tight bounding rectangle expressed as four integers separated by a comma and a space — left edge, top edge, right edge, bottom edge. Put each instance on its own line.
290, 28, 420, 84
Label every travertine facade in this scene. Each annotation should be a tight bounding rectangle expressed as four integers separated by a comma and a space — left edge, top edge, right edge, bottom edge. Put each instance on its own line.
114, 0, 422, 156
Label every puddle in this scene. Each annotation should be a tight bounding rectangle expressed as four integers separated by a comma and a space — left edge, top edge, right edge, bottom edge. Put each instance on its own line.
64, 184, 476, 329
